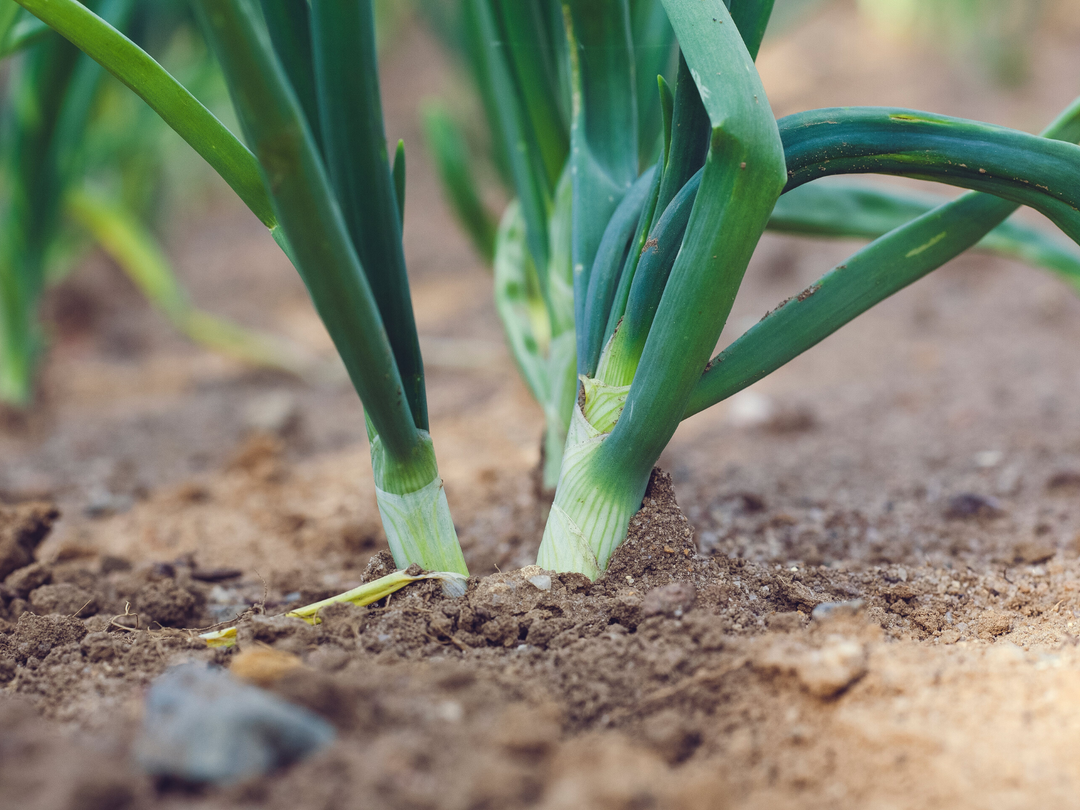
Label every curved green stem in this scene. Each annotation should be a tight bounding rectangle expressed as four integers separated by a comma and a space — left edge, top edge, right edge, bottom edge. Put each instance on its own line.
688, 97, 1080, 417
779, 106, 1080, 244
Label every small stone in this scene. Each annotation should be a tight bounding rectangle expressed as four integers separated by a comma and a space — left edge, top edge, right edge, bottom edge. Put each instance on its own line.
1014, 539, 1055, 565
976, 610, 1014, 639
641, 582, 696, 618
945, 493, 1005, 520
527, 574, 552, 591
810, 600, 865, 623
243, 392, 301, 437
137, 662, 335, 784
794, 639, 867, 698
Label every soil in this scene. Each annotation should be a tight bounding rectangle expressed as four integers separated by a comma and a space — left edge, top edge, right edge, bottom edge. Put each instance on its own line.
4, 6, 1080, 810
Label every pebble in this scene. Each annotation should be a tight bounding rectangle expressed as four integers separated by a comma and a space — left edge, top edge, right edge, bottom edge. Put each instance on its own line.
795, 638, 867, 699
137, 662, 335, 784
944, 493, 1005, 520
528, 574, 552, 591
641, 582, 696, 618
811, 600, 865, 623
243, 391, 301, 437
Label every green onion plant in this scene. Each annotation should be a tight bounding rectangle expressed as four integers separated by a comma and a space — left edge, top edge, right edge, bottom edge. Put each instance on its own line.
14, 0, 1080, 587
425, 0, 1080, 494
0, 0, 297, 408
421, 0, 676, 490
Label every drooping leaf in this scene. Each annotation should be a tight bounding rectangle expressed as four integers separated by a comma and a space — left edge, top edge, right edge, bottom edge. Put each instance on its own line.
687, 97, 1080, 417
780, 107, 1080, 245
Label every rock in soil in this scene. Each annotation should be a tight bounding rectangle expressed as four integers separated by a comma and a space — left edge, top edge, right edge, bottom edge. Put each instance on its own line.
137, 662, 335, 785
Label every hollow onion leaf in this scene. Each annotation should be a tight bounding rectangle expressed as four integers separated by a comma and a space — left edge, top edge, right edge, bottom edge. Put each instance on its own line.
421, 104, 498, 263
654, 54, 710, 220
770, 181, 1080, 287
565, 0, 639, 376
728, 0, 776, 60
259, 0, 321, 147
780, 107, 1080, 245
469, 0, 552, 287
493, 202, 550, 404
310, 0, 428, 431
495, 0, 568, 190
601, 0, 772, 376
631, 0, 675, 167
0, 34, 80, 404
195, 0, 424, 466
600, 163, 663, 355
686, 97, 1080, 418
580, 166, 656, 375
598, 166, 703, 385
595, 0, 786, 558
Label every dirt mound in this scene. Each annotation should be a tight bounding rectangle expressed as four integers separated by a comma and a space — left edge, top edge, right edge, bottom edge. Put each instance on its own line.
5, 471, 1080, 808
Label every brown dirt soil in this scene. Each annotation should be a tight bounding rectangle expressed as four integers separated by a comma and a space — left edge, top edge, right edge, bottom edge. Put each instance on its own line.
4, 7, 1080, 810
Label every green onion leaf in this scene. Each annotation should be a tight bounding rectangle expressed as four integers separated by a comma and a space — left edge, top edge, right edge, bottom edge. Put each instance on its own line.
780, 107, 1080, 245
13, 0, 276, 232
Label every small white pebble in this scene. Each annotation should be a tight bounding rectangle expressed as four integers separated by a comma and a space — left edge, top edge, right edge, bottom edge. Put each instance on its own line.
434, 701, 464, 723
528, 575, 552, 591
974, 450, 1004, 469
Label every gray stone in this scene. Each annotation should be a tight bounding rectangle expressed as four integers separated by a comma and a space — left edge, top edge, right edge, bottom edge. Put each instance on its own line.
137, 662, 335, 784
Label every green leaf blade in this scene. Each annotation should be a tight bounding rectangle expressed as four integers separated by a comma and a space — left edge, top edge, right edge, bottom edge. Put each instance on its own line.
780, 106, 1080, 245
422, 104, 498, 263
14, 0, 276, 230
565, 0, 640, 375
601, 0, 787, 490
688, 97, 1080, 417
196, 0, 420, 462
310, 0, 428, 431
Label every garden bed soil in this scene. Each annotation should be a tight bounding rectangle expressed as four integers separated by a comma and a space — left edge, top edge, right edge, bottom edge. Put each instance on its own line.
3, 7, 1080, 809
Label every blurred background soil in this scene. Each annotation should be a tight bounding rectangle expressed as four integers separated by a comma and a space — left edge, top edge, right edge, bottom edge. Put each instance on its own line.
3, 3, 1080, 809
